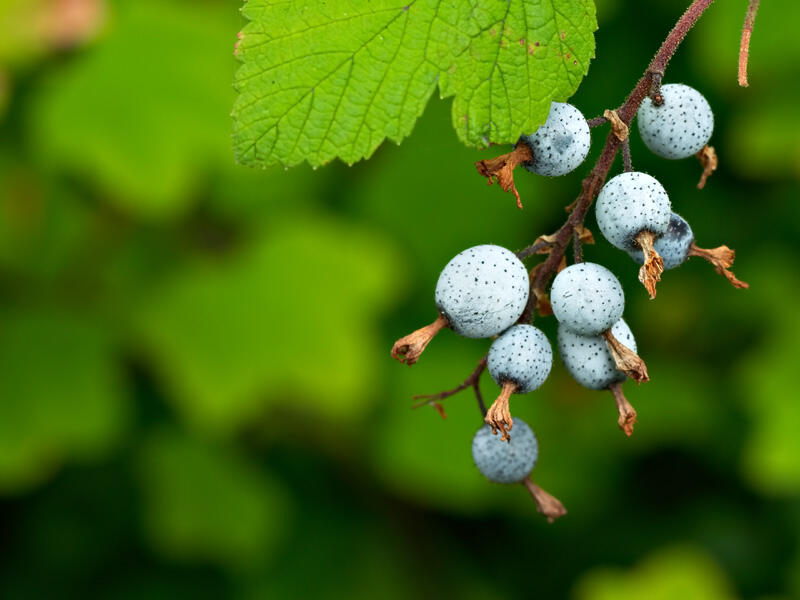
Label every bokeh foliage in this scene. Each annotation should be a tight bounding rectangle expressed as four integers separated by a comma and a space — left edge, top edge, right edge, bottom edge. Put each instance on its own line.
0, 0, 799, 598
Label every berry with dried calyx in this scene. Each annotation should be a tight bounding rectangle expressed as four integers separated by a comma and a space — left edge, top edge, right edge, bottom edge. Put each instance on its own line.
391, 245, 529, 365
595, 171, 671, 298
628, 212, 749, 288
472, 419, 566, 522
558, 319, 641, 435
484, 325, 552, 441
550, 262, 625, 336
519, 102, 591, 177
637, 83, 714, 160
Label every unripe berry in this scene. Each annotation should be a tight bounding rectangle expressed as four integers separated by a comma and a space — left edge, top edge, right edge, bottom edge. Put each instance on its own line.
435, 245, 529, 338
595, 172, 671, 253
550, 263, 624, 336
637, 83, 714, 159
488, 325, 553, 393
519, 102, 591, 177
472, 419, 538, 484
629, 212, 693, 270
558, 319, 636, 390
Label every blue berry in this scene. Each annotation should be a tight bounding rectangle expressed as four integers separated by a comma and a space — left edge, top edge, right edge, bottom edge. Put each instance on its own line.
487, 325, 553, 394
472, 419, 538, 484
558, 319, 636, 390
629, 212, 693, 270
637, 84, 714, 159
435, 245, 529, 338
550, 263, 625, 336
519, 102, 591, 176
595, 172, 671, 253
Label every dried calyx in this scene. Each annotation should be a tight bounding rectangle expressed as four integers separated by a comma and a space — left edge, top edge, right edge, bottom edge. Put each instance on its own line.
602, 329, 649, 384
390, 314, 448, 365
474, 144, 532, 209
523, 477, 567, 522
484, 380, 517, 442
634, 230, 665, 299
609, 381, 638, 437
688, 243, 749, 289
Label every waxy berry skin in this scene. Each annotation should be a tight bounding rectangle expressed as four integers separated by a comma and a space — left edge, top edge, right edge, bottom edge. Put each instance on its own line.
637, 83, 714, 159
434, 245, 529, 338
472, 419, 538, 484
595, 171, 671, 252
550, 262, 625, 336
558, 319, 636, 390
519, 102, 591, 177
487, 325, 553, 394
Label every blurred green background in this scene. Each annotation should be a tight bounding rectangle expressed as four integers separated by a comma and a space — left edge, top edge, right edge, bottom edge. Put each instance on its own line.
1, 0, 799, 598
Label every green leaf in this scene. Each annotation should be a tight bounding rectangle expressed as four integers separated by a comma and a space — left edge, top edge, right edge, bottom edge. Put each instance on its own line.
233, 0, 597, 168
133, 215, 404, 433
30, 0, 238, 219
0, 307, 128, 492
137, 428, 289, 569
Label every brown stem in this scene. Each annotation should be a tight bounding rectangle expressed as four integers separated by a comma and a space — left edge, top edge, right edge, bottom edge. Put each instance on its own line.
688, 242, 749, 289
587, 116, 608, 128
739, 0, 760, 87
412, 355, 488, 413
391, 314, 448, 365
609, 381, 637, 437
522, 476, 567, 523
475, 144, 533, 209
696, 144, 718, 189
635, 230, 665, 299
602, 330, 650, 384
526, 0, 714, 305
484, 380, 517, 442
622, 138, 633, 173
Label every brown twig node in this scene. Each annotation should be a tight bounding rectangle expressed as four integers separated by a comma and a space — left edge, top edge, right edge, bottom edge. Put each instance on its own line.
739, 0, 760, 87
609, 382, 637, 436
603, 330, 650, 384
688, 243, 749, 289
523, 477, 567, 523
391, 314, 449, 365
485, 380, 517, 441
635, 230, 665, 299
475, 144, 533, 209
603, 109, 630, 141
696, 145, 718, 189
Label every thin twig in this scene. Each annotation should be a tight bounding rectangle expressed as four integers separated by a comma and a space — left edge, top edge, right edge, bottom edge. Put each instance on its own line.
412, 356, 488, 410
622, 138, 633, 172
516, 239, 552, 260
587, 116, 608, 128
573, 228, 583, 263
739, 0, 760, 86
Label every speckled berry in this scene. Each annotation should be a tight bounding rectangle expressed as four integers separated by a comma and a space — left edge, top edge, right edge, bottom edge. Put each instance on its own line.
595, 172, 671, 252
629, 212, 694, 270
637, 84, 714, 159
488, 325, 553, 393
519, 102, 591, 177
558, 319, 636, 390
434, 245, 529, 338
550, 263, 625, 336
472, 419, 538, 484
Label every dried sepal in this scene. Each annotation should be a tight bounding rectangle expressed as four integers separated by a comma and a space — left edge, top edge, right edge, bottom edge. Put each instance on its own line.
602, 330, 650, 384
609, 381, 637, 436
688, 243, 749, 289
696, 145, 718, 189
475, 144, 533, 209
391, 314, 449, 365
603, 109, 630, 141
574, 225, 595, 245
484, 380, 517, 442
523, 476, 567, 523
634, 230, 664, 299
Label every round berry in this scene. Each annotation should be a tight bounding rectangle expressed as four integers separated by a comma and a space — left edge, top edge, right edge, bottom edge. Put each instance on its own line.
550, 262, 625, 336
487, 325, 553, 394
519, 102, 591, 177
472, 419, 538, 484
629, 212, 694, 270
434, 245, 529, 338
558, 319, 636, 390
637, 83, 714, 159
595, 172, 671, 252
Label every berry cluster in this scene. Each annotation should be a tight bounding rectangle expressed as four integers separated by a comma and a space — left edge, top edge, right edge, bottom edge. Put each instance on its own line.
392, 86, 747, 521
